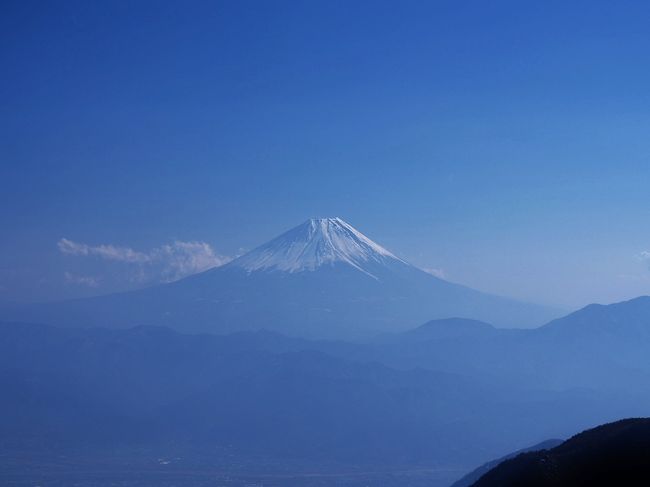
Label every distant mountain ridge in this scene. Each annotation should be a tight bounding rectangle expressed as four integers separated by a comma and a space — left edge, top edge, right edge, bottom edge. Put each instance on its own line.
0, 321, 538, 467
0, 320, 637, 476
0, 218, 558, 338
311, 296, 650, 392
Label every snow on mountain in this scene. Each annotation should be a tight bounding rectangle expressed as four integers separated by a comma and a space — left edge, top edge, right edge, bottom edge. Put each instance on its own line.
231, 217, 405, 278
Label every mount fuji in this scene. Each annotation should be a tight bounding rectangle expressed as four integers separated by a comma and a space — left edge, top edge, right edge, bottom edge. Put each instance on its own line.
5, 218, 558, 338
232, 217, 403, 277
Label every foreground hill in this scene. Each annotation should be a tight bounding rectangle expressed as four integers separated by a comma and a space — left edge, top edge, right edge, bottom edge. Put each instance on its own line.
472, 418, 650, 486
451, 439, 563, 487
1, 218, 557, 338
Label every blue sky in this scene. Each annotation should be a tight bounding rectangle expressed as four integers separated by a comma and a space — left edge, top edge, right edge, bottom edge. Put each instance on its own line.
3, 0, 650, 308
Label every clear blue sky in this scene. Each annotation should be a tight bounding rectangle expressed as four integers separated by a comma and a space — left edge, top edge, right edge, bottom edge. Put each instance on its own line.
3, 0, 650, 308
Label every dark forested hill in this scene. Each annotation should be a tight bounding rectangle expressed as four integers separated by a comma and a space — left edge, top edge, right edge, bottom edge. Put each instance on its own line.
451, 439, 563, 487
472, 418, 650, 487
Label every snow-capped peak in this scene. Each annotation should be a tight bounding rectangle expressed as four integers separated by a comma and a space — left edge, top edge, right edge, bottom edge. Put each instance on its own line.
231, 217, 404, 276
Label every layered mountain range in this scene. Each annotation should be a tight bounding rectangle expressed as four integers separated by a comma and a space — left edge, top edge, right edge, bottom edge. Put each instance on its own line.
2, 296, 650, 486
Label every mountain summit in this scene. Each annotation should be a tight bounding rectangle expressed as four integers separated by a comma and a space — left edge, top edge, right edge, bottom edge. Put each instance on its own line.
2, 218, 559, 338
232, 218, 403, 277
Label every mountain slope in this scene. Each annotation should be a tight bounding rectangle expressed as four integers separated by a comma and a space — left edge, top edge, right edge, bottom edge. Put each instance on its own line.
1, 218, 558, 338
472, 418, 650, 487
451, 439, 563, 487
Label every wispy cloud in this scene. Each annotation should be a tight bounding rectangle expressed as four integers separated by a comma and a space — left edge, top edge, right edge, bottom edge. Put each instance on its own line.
423, 267, 447, 279
58, 238, 149, 263
58, 238, 231, 285
64, 272, 101, 288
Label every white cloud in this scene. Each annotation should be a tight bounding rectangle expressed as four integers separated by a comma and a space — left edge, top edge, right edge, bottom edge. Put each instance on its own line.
151, 241, 229, 282
58, 238, 230, 285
